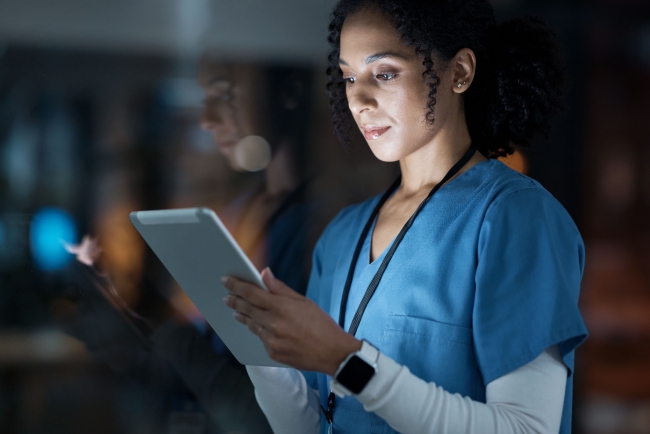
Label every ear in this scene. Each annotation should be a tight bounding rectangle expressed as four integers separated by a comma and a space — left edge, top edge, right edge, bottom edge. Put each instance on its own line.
451, 48, 477, 93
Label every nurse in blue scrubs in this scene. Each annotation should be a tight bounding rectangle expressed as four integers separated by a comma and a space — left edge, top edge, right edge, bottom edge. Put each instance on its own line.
222, 0, 588, 433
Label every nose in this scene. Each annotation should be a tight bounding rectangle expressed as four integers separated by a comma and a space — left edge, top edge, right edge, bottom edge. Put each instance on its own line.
346, 80, 378, 115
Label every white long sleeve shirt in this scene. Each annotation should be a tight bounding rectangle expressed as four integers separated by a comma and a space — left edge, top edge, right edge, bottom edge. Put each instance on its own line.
247, 345, 567, 434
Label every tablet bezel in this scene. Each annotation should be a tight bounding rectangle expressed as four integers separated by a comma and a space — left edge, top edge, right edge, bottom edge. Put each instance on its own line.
130, 207, 286, 367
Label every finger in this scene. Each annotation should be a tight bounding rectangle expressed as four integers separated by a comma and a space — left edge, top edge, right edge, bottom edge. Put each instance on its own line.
261, 268, 299, 297
223, 294, 271, 323
232, 310, 266, 339
222, 276, 273, 309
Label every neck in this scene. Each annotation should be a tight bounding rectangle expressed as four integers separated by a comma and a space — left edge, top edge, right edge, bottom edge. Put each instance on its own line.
265, 140, 300, 196
398, 113, 483, 196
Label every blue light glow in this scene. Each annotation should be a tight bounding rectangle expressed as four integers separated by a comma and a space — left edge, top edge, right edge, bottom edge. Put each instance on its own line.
30, 207, 77, 271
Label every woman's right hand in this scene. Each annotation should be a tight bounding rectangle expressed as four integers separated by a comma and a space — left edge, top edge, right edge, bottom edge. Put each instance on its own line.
222, 268, 361, 376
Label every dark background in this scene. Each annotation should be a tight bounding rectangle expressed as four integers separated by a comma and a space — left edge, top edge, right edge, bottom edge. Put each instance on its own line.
0, 0, 649, 433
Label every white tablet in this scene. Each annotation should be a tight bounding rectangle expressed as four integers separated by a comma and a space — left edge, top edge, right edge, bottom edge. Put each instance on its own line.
130, 207, 286, 367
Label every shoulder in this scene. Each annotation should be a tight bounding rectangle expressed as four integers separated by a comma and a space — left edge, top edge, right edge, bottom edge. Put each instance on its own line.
481, 160, 575, 226
320, 195, 378, 239
312, 194, 380, 254
329, 195, 379, 228
477, 161, 583, 262
481, 159, 542, 200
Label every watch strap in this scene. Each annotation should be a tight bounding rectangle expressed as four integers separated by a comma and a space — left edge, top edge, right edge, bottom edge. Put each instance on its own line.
358, 339, 380, 364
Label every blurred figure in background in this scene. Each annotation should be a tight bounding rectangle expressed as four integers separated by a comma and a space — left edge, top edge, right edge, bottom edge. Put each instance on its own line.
53, 56, 318, 434
198, 57, 315, 293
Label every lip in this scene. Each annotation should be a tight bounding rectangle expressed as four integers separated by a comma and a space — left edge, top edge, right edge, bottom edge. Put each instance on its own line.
361, 126, 390, 140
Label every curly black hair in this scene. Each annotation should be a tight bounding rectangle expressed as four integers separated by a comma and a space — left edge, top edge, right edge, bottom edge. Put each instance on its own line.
326, 0, 566, 158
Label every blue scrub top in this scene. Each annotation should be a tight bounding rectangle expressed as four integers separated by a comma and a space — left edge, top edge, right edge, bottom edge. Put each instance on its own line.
304, 159, 588, 434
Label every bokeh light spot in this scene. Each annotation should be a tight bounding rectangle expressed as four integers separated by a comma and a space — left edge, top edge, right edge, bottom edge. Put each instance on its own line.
30, 207, 77, 271
234, 135, 272, 172
499, 150, 528, 175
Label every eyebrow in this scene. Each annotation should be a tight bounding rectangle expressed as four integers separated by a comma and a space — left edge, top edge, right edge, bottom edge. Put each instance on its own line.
339, 51, 408, 66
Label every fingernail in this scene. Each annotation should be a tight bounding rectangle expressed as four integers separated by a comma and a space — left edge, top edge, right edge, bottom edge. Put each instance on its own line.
265, 267, 274, 279
222, 295, 229, 305
233, 311, 240, 320
221, 276, 229, 286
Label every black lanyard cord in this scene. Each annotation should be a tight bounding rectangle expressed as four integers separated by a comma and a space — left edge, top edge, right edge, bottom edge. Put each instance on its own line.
339, 144, 477, 335
337, 175, 401, 330
324, 144, 477, 427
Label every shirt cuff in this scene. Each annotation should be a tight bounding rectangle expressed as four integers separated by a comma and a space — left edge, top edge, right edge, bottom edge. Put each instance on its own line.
355, 351, 404, 411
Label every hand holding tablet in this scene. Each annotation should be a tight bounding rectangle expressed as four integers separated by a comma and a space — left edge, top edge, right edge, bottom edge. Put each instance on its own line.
221, 269, 361, 376
131, 207, 360, 374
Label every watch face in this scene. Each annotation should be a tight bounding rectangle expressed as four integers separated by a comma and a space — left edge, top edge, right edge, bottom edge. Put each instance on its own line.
336, 355, 375, 394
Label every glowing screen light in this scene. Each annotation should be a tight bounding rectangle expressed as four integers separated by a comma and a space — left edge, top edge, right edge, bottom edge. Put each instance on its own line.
30, 207, 77, 271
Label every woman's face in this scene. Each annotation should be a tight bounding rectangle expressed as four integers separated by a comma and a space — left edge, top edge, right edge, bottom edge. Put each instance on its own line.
339, 7, 453, 162
200, 64, 267, 170
201, 77, 240, 166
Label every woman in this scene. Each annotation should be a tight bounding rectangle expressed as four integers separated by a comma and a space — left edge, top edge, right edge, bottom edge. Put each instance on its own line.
199, 61, 315, 294
221, 0, 588, 433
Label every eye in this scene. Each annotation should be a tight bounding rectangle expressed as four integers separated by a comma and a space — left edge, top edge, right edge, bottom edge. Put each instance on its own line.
344, 77, 356, 84
377, 73, 397, 81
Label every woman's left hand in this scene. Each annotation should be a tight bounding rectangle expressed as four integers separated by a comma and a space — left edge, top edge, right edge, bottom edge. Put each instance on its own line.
222, 268, 360, 376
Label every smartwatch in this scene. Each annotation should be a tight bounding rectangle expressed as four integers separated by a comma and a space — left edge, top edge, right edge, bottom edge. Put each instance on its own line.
330, 339, 379, 397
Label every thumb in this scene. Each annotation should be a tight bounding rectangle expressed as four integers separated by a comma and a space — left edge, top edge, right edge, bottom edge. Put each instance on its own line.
261, 267, 295, 296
